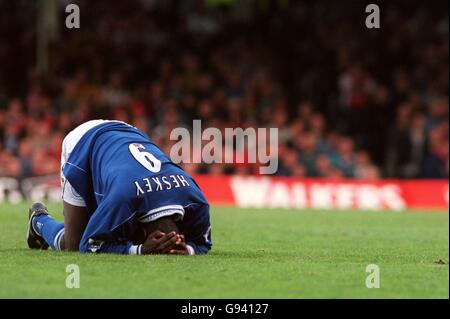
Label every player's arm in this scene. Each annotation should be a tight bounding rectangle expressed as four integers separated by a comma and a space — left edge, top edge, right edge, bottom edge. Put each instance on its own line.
78, 230, 179, 255
169, 205, 212, 255
78, 202, 180, 255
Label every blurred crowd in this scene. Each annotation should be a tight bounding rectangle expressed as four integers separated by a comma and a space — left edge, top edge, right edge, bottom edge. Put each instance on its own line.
0, 0, 448, 179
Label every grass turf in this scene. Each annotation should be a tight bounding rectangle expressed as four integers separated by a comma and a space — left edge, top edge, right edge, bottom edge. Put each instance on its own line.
0, 202, 448, 298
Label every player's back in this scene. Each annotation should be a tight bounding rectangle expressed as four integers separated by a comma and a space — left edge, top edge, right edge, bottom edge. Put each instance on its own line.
63, 121, 208, 218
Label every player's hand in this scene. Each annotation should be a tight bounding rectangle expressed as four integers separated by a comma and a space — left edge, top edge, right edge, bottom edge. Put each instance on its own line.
141, 230, 178, 255
159, 233, 185, 254
169, 234, 190, 255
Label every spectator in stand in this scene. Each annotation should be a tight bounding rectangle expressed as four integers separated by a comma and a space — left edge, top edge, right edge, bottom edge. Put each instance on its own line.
0, 1, 447, 180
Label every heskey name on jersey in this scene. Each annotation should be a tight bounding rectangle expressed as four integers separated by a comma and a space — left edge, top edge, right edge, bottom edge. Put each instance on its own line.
134, 174, 191, 196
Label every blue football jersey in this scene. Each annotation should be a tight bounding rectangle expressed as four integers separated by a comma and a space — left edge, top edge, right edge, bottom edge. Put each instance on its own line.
63, 121, 212, 254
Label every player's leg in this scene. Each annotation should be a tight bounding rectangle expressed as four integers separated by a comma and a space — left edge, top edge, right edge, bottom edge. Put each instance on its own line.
60, 201, 89, 251
27, 128, 89, 251
27, 201, 89, 251
58, 175, 89, 250
27, 202, 64, 250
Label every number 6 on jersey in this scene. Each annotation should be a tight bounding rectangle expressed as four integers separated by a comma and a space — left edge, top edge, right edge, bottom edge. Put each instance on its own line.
129, 143, 161, 173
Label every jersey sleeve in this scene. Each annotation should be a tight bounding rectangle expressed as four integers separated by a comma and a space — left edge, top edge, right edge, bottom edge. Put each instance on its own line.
181, 204, 212, 255
78, 199, 139, 254
83, 239, 134, 254
61, 175, 87, 207
186, 225, 212, 255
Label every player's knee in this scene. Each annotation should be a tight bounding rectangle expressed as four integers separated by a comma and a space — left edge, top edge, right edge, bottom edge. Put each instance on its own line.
66, 244, 79, 252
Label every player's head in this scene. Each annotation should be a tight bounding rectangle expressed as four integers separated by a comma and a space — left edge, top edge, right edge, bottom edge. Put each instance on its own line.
146, 216, 179, 235
133, 216, 180, 244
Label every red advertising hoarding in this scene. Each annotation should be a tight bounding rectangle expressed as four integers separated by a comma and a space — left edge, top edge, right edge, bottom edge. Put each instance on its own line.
194, 176, 449, 211
0, 175, 448, 211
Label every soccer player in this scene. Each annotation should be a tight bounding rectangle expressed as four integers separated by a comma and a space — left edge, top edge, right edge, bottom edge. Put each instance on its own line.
26, 120, 212, 255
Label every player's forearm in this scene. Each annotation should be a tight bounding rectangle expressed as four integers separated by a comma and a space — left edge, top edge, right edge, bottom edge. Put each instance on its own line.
80, 239, 137, 255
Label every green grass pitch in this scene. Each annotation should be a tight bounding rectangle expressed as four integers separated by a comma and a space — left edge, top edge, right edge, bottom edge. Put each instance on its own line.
0, 202, 448, 298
